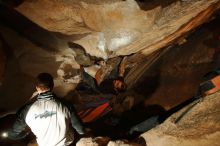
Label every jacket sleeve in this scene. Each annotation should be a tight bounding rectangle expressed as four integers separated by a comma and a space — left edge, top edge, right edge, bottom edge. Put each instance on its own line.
58, 97, 85, 135
68, 104, 85, 135
8, 104, 30, 140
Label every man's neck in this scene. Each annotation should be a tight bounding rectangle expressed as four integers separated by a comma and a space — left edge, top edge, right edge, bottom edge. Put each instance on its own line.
37, 89, 50, 94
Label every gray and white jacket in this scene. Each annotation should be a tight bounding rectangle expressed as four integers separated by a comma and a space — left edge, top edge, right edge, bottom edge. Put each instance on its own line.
8, 91, 85, 146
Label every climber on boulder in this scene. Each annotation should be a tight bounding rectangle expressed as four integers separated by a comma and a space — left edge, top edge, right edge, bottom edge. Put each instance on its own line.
76, 56, 128, 95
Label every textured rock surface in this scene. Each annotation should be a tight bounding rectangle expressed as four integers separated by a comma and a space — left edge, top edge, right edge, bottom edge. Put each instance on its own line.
141, 91, 220, 146
76, 137, 145, 146
124, 15, 220, 110
0, 25, 79, 110
15, 0, 220, 59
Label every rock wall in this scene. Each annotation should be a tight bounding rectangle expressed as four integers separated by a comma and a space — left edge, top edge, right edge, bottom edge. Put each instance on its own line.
0, 25, 79, 110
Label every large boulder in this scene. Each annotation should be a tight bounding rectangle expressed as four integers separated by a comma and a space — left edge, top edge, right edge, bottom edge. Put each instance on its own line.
141, 91, 220, 146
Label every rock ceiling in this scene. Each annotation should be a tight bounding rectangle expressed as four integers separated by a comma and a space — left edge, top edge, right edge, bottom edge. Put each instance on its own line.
15, 0, 220, 58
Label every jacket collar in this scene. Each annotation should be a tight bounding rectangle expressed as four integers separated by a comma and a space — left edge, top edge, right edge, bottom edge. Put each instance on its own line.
37, 91, 54, 100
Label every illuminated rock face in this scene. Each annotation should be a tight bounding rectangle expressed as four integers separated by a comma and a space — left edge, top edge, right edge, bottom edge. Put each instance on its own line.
16, 0, 220, 59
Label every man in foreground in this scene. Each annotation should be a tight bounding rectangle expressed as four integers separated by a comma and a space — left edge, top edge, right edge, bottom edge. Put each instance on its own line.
7, 73, 85, 146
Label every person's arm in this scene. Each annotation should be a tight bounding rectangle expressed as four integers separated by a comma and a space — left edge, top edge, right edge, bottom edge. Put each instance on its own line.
118, 56, 127, 77
7, 105, 30, 140
56, 97, 85, 135
68, 105, 85, 135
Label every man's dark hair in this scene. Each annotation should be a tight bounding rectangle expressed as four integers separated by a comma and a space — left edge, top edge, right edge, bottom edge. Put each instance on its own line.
35, 73, 54, 90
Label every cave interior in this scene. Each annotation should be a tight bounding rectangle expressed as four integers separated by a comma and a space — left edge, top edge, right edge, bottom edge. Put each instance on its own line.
0, 0, 220, 146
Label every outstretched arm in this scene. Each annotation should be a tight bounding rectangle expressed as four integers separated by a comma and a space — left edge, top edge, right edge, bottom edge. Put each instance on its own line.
70, 111, 85, 135
8, 105, 30, 140
118, 56, 127, 77
63, 100, 85, 135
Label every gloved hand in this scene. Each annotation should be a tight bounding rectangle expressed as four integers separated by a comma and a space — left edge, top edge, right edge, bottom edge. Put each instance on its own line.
5, 129, 30, 140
